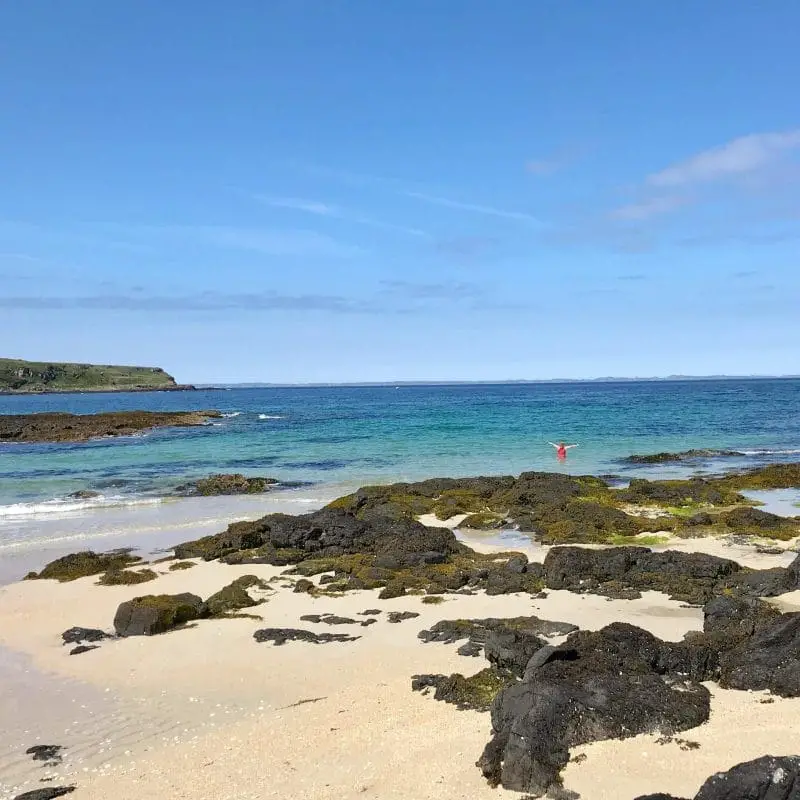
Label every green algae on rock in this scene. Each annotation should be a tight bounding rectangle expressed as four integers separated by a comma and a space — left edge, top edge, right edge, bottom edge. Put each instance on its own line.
97, 568, 158, 586
113, 593, 207, 636
411, 668, 517, 712
177, 473, 279, 496
26, 550, 142, 582
205, 575, 269, 616
0, 410, 220, 443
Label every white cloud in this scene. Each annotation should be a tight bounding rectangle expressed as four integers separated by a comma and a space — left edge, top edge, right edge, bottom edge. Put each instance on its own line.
648, 130, 800, 187
261, 197, 334, 216
405, 191, 541, 225
183, 225, 364, 258
256, 195, 427, 237
609, 195, 689, 221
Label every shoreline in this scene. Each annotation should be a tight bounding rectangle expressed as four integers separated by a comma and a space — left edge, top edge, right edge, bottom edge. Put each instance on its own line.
0, 385, 197, 396
1, 532, 798, 799
1, 465, 800, 798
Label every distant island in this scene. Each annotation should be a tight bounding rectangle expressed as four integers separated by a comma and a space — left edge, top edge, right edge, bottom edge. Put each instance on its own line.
0, 358, 195, 394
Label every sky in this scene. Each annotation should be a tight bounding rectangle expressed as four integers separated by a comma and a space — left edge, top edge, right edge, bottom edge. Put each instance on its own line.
1, 1, 799, 383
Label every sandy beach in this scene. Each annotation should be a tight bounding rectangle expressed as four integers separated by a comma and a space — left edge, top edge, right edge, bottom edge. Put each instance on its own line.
1, 508, 799, 800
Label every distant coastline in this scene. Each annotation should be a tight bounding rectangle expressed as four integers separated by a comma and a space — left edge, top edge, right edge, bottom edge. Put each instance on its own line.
0, 384, 196, 396
0, 357, 195, 395
196, 375, 800, 389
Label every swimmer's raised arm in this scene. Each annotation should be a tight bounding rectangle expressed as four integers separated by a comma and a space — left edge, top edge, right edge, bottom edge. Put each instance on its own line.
547, 442, 559, 448
565, 443, 579, 449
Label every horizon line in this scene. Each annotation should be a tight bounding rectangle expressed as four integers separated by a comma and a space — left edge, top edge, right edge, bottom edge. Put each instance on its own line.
193, 374, 800, 388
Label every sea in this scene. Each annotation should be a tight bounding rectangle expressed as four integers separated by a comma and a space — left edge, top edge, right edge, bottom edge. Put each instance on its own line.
1, 379, 800, 582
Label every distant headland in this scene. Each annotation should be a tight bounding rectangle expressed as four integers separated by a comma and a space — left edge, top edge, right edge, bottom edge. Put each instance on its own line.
0, 358, 195, 394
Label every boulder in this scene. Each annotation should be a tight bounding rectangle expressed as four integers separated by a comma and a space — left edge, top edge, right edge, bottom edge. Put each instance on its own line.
419, 617, 578, 676
694, 755, 800, 799
543, 546, 741, 604
476, 623, 711, 796
205, 575, 265, 616
635, 754, 800, 800
113, 593, 207, 636
184, 473, 279, 496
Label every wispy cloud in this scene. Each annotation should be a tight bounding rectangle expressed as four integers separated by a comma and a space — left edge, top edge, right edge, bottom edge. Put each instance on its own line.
525, 158, 562, 176
379, 279, 483, 301
525, 143, 587, 176
609, 194, 691, 221
256, 195, 427, 237
0, 291, 375, 314
288, 162, 542, 227
405, 191, 541, 225
617, 274, 648, 282
649, 130, 800, 188
164, 225, 365, 258
0, 280, 502, 315
434, 235, 498, 262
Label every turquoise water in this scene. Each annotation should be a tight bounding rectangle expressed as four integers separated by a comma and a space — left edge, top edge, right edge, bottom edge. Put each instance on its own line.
2, 379, 800, 517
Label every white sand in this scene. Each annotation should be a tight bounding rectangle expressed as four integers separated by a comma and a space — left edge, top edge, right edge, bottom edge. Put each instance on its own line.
0, 530, 798, 799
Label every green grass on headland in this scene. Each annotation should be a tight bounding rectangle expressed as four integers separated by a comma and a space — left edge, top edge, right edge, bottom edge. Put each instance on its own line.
0, 357, 183, 393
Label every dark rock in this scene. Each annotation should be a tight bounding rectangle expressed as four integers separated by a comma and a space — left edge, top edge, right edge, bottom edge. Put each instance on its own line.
180, 473, 279, 496
205, 576, 264, 616
719, 567, 796, 598
460, 513, 507, 529
26, 550, 141, 582
361, 618, 377, 627
293, 579, 315, 594
67, 489, 101, 500
253, 628, 360, 645
0, 409, 218, 444
97, 567, 158, 586
719, 611, 800, 696
693, 755, 800, 799
26, 745, 62, 764
634, 795, 688, 800
113, 593, 207, 636
419, 617, 578, 676
723, 506, 787, 531
300, 614, 323, 623
618, 477, 734, 507
543, 546, 741, 604
360, 609, 382, 615
61, 627, 109, 645
69, 645, 99, 655
637, 754, 800, 800
174, 507, 466, 567
387, 611, 420, 623
624, 449, 742, 465
412, 668, 517, 711
13, 789, 76, 800
320, 615, 358, 625
476, 623, 711, 796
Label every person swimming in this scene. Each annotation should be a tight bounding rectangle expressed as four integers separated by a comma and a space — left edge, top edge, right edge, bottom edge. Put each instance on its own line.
548, 441, 579, 460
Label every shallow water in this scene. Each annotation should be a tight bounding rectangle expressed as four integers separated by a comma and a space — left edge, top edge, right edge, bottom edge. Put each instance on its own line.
2, 380, 799, 560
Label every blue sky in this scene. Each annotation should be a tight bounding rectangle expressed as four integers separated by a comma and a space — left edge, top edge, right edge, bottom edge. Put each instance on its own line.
2, 1, 799, 383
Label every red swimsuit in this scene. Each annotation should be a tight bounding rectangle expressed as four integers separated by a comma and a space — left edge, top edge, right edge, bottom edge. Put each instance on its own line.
557, 445, 567, 459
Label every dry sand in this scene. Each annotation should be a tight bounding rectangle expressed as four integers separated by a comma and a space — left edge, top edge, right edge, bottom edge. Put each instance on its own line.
0, 528, 797, 799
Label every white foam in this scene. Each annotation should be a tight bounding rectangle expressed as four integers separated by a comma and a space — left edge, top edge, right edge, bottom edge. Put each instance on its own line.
257, 414, 284, 420
220, 412, 241, 418
739, 449, 800, 456
0, 495, 164, 520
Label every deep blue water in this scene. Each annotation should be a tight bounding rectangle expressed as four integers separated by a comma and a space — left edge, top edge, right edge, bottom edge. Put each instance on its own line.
1, 380, 800, 513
